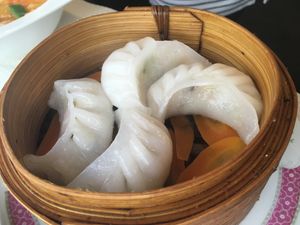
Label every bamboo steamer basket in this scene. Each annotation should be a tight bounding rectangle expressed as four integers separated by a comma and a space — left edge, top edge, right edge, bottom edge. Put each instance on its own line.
0, 6, 297, 225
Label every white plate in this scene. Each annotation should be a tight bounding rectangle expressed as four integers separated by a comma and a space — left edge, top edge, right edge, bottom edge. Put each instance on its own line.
241, 116, 300, 225
0, 0, 71, 67
0, 0, 115, 91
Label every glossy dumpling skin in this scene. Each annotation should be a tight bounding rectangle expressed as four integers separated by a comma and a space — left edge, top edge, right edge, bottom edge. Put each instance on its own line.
23, 78, 114, 185
101, 37, 210, 111
68, 109, 172, 192
147, 63, 263, 144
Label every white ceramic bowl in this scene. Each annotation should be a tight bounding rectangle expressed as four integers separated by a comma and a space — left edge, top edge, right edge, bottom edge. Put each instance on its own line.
0, 0, 71, 66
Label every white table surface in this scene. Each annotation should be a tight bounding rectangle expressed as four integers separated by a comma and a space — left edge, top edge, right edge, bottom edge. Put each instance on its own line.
0, 1, 299, 225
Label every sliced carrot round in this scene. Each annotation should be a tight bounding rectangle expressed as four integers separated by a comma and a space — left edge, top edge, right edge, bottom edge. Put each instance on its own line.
170, 116, 194, 161
177, 136, 246, 183
193, 115, 238, 145
87, 71, 101, 81
36, 114, 60, 156
165, 128, 185, 186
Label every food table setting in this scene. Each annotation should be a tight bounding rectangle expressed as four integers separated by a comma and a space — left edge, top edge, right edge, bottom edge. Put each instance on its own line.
0, 0, 300, 225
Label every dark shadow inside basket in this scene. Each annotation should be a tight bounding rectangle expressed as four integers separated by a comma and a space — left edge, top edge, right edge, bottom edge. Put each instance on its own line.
2, 9, 280, 186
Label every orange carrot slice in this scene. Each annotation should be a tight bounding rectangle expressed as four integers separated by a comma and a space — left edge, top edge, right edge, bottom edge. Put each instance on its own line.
36, 114, 59, 156
35, 71, 102, 155
170, 116, 194, 161
165, 128, 185, 185
193, 115, 238, 145
87, 71, 101, 81
177, 136, 246, 183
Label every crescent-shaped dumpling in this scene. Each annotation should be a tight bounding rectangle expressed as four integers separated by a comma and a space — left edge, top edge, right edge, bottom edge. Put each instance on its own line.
68, 109, 172, 192
101, 37, 210, 111
147, 63, 263, 144
23, 79, 114, 185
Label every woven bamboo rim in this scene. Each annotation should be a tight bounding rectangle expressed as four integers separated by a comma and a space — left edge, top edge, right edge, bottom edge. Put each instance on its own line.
0, 7, 297, 225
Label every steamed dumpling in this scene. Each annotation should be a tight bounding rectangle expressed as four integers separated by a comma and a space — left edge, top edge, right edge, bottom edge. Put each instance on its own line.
24, 79, 114, 185
101, 37, 210, 111
147, 63, 263, 144
68, 109, 172, 192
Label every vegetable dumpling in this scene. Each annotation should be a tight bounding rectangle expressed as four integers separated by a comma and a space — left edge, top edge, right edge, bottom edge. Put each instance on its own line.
147, 63, 263, 144
24, 79, 114, 185
101, 37, 210, 111
68, 109, 172, 192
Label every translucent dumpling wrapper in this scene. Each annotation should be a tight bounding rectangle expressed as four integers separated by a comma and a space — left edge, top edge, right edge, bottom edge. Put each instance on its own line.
147, 63, 263, 144
101, 37, 211, 111
68, 109, 172, 192
23, 79, 114, 185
